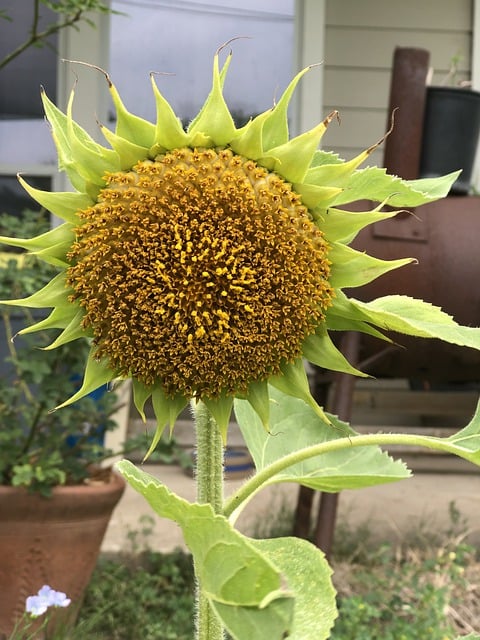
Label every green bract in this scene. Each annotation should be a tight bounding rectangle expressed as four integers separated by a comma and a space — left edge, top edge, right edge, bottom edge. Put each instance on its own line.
0, 48, 465, 451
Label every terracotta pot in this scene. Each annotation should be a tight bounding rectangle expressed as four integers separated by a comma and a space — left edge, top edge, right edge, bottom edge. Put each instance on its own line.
0, 472, 125, 639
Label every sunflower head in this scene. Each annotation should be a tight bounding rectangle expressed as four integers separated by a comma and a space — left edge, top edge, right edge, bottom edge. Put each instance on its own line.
1, 45, 457, 446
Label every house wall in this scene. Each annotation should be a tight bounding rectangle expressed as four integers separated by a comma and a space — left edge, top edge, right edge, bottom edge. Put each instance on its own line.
321, 0, 473, 165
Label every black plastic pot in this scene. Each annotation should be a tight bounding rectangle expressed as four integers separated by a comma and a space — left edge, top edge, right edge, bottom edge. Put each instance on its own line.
419, 86, 480, 194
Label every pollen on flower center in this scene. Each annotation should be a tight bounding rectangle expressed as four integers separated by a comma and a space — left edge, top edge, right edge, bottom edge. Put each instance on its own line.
67, 147, 333, 399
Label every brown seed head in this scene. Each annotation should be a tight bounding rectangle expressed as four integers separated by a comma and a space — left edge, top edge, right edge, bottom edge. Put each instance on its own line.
67, 147, 332, 398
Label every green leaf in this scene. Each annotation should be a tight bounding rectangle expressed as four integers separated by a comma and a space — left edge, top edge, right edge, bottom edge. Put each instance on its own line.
332, 166, 459, 207
251, 537, 337, 640
116, 460, 294, 638
350, 295, 480, 349
212, 596, 294, 640
445, 399, 480, 464
234, 387, 410, 492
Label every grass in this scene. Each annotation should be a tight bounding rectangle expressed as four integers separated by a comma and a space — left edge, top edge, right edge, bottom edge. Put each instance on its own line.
73, 504, 480, 639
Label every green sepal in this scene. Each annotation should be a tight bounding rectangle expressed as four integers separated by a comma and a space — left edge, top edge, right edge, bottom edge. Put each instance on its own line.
325, 312, 390, 342
151, 75, 190, 150
32, 242, 72, 267
245, 379, 271, 431
42, 89, 119, 188
16, 305, 79, 336
293, 182, 342, 210
258, 117, 330, 184
65, 90, 120, 185
302, 325, 368, 377
316, 202, 398, 244
132, 378, 153, 422
0, 272, 70, 309
100, 125, 149, 169
328, 242, 414, 289
305, 131, 388, 188
187, 51, 236, 146
325, 290, 393, 341
109, 82, 156, 148
229, 108, 273, 159
261, 66, 312, 151
269, 358, 331, 424
0, 222, 74, 254
17, 176, 92, 223
203, 393, 234, 442
142, 385, 188, 460
41, 90, 86, 192
42, 309, 87, 350
53, 349, 116, 410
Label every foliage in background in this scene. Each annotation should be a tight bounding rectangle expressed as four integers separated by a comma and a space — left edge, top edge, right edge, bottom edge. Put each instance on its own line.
0, 0, 114, 71
0, 210, 132, 495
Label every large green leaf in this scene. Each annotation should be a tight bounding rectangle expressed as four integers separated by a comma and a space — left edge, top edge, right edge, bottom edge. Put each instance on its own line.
251, 537, 337, 640
332, 166, 458, 207
116, 460, 293, 639
350, 296, 480, 349
234, 387, 410, 493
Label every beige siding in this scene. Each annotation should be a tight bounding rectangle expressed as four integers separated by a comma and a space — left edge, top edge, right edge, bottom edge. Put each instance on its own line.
323, 0, 473, 162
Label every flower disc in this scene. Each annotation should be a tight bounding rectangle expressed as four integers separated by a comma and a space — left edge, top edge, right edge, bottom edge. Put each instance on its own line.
67, 147, 332, 398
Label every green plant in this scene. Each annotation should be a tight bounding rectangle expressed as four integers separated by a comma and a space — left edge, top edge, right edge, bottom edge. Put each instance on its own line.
0, 211, 136, 496
6, 43, 480, 639
78, 550, 195, 640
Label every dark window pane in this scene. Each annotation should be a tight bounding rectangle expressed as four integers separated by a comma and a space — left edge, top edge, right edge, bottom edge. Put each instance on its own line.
0, 175, 51, 217
0, 1, 57, 118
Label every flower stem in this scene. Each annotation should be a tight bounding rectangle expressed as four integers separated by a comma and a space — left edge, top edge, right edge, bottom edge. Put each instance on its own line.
223, 432, 474, 520
193, 401, 225, 640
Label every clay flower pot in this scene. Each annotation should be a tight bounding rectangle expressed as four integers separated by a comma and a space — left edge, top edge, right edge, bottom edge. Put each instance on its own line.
0, 471, 125, 638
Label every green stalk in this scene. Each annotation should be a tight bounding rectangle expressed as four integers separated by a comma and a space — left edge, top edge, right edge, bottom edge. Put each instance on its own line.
223, 432, 475, 520
192, 401, 225, 640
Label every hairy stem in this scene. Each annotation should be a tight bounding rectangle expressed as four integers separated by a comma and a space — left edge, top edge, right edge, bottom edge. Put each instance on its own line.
193, 401, 225, 640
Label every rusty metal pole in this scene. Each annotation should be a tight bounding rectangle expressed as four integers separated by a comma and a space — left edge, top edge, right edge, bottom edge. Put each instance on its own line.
383, 47, 430, 179
313, 332, 361, 558
292, 380, 331, 539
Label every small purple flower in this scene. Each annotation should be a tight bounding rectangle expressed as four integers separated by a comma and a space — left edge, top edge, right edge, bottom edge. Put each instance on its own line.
25, 585, 71, 618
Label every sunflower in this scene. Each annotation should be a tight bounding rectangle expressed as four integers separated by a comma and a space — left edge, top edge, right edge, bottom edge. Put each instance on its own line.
1, 46, 455, 447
